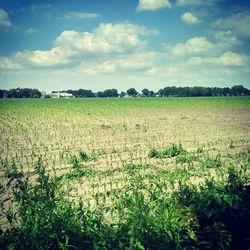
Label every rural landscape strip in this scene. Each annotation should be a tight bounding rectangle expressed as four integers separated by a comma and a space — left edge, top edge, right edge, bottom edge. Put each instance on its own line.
0, 85, 249, 98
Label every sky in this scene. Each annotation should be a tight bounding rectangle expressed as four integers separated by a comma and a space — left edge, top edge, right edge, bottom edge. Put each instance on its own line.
0, 0, 250, 92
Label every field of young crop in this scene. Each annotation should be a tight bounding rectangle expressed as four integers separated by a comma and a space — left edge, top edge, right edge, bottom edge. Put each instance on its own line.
0, 97, 250, 249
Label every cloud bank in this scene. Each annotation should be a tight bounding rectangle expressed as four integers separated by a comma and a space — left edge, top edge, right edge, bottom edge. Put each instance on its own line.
137, 0, 171, 11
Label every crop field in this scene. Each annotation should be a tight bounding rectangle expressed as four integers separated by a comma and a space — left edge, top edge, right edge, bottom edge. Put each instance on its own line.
0, 97, 250, 249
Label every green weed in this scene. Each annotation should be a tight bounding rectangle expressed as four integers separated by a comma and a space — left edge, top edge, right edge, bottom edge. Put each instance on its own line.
201, 154, 222, 168
0, 160, 91, 249
149, 143, 187, 159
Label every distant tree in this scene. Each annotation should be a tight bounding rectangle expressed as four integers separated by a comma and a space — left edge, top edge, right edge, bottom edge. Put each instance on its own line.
170, 86, 177, 96
86, 90, 95, 97
142, 88, 150, 97
149, 90, 155, 97
30, 89, 42, 98
20, 88, 31, 98
1, 90, 8, 98
120, 91, 126, 97
103, 89, 118, 97
190, 87, 202, 96
222, 87, 231, 96
158, 89, 163, 97
178, 87, 191, 97
65, 89, 75, 96
8, 88, 18, 98
211, 87, 221, 96
95, 89, 118, 98
204, 87, 213, 96
161, 87, 171, 97
96, 91, 104, 98
159, 85, 244, 97
3, 88, 41, 98
127, 88, 138, 97
0, 89, 3, 98
78, 89, 93, 97
64, 89, 95, 97
231, 85, 249, 96
78, 89, 95, 97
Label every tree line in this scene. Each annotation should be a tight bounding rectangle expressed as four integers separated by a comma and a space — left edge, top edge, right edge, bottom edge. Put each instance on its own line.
0, 88, 42, 98
1, 85, 249, 98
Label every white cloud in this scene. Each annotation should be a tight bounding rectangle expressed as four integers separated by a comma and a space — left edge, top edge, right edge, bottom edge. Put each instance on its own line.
216, 51, 247, 66
76, 61, 116, 75
74, 51, 156, 76
172, 37, 214, 55
14, 47, 69, 67
55, 22, 154, 55
0, 9, 11, 28
145, 65, 179, 76
28, 47, 68, 66
114, 52, 156, 70
137, 0, 171, 11
188, 51, 247, 66
181, 12, 200, 24
212, 30, 239, 50
188, 56, 204, 65
1, 22, 155, 69
215, 11, 250, 39
119, 60, 150, 70
176, 0, 218, 6
58, 12, 100, 20
0, 57, 21, 70
55, 30, 108, 54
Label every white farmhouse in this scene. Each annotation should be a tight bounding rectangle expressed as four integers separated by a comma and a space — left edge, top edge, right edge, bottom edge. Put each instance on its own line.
51, 92, 75, 98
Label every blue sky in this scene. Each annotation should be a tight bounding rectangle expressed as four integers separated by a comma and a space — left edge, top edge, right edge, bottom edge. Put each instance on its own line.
0, 0, 249, 92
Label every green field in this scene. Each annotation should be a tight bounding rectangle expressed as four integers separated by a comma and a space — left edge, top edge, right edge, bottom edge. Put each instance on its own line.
0, 97, 250, 249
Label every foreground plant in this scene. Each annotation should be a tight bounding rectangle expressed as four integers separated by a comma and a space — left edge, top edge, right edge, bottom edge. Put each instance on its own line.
0, 160, 90, 249
148, 143, 187, 159
0, 149, 249, 250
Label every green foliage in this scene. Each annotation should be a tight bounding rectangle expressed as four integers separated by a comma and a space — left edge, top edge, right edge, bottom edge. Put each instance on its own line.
158, 85, 250, 97
0, 87, 42, 98
65, 89, 95, 98
229, 139, 235, 149
60, 151, 96, 182
176, 153, 198, 164
127, 88, 138, 97
1, 149, 249, 249
201, 154, 222, 168
148, 148, 160, 158
0, 160, 90, 249
69, 150, 97, 166
111, 175, 198, 250
96, 89, 118, 98
59, 166, 95, 182
79, 150, 88, 161
149, 143, 187, 159
174, 165, 250, 250
164, 144, 186, 157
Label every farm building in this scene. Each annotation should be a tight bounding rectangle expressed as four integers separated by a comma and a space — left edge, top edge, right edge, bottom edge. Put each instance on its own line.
51, 92, 75, 98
